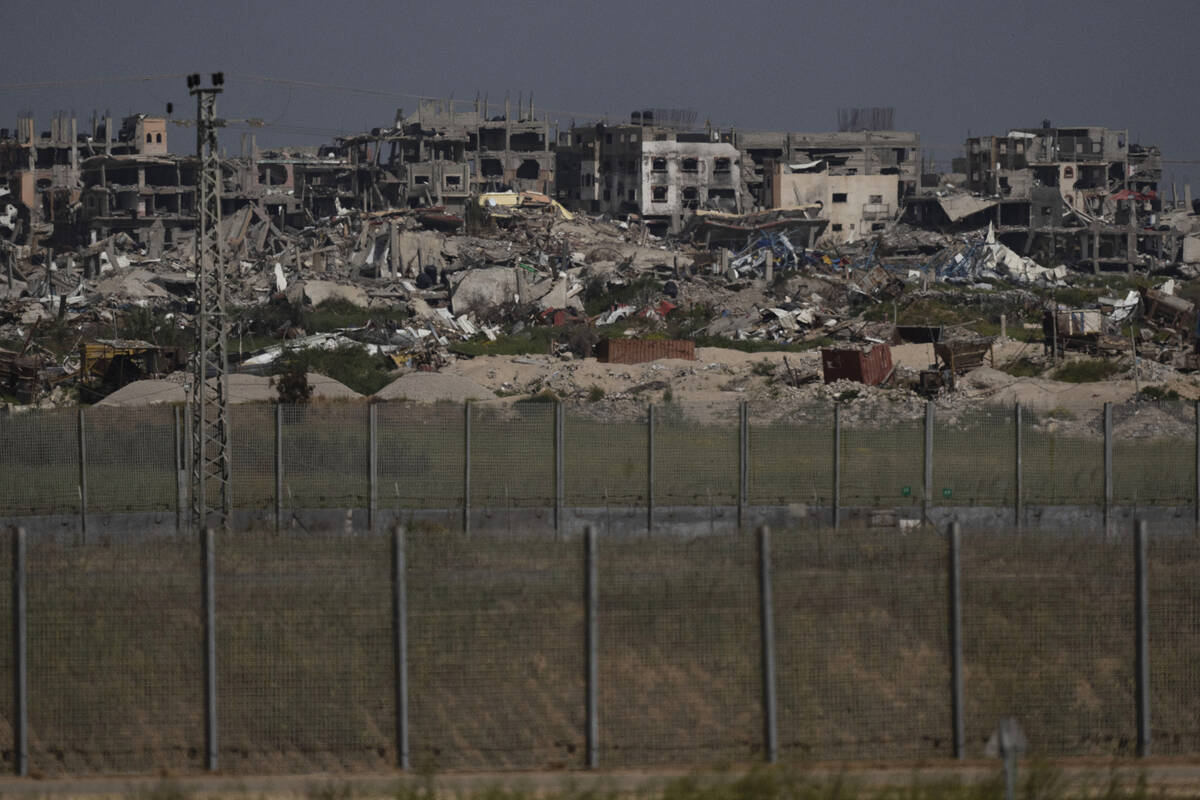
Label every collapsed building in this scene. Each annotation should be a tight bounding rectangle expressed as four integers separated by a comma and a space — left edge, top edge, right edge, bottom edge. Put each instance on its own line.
902, 124, 1187, 273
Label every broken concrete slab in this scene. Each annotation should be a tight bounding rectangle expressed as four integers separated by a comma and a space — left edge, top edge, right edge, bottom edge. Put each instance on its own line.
450, 267, 517, 315
285, 279, 369, 308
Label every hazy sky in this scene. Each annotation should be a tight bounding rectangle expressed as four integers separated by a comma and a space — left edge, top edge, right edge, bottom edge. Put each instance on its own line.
5, 0, 1198, 187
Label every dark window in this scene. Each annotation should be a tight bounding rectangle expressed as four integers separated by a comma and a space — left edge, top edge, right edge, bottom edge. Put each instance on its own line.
651, 157, 667, 172
652, 185, 667, 202
832, 193, 848, 203
682, 157, 699, 172
681, 186, 699, 208
868, 194, 883, 204
146, 133, 152, 143
831, 223, 843, 231
516, 160, 539, 180
713, 157, 730, 173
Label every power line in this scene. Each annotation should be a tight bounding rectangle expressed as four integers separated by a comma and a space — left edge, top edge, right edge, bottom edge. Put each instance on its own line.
0, 73, 190, 90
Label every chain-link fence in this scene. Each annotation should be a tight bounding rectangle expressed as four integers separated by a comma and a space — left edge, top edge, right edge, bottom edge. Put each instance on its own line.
0, 523, 1195, 776
4, 398, 1200, 529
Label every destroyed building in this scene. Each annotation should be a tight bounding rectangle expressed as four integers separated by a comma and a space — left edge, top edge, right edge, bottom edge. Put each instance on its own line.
735, 127, 922, 209
555, 111, 745, 233
903, 124, 1181, 273
763, 160, 900, 243
335, 97, 555, 215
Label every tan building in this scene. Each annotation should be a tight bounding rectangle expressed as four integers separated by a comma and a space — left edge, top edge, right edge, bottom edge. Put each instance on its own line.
765, 162, 898, 243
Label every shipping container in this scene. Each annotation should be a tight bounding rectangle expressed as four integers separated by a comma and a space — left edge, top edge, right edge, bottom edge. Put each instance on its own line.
820, 343, 894, 385
596, 338, 695, 364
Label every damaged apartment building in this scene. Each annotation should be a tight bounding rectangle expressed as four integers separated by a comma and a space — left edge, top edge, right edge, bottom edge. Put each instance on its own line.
903, 123, 1174, 272
334, 97, 555, 216
555, 110, 744, 234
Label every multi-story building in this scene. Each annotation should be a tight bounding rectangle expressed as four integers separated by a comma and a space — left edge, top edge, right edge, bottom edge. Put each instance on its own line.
763, 163, 899, 243
736, 129, 921, 208
335, 97, 555, 214
556, 114, 744, 233
902, 124, 1171, 272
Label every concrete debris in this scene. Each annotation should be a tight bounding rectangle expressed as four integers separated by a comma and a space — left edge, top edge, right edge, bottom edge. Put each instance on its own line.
3, 110, 1200, 412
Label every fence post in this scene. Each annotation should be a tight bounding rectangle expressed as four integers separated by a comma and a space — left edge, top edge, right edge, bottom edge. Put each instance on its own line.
463, 402, 472, 535
77, 407, 87, 541
202, 527, 218, 771
647, 405, 655, 535
758, 525, 778, 763
924, 401, 934, 524
1104, 403, 1113, 535
274, 404, 283, 532
739, 402, 749, 531
393, 524, 410, 769
1135, 519, 1150, 757
949, 521, 965, 759
12, 526, 27, 777
1014, 403, 1023, 530
585, 525, 599, 768
368, 404, 378, 534
554, 402, 564, 538
833, 403, 841, 529
175, 405, 185, 535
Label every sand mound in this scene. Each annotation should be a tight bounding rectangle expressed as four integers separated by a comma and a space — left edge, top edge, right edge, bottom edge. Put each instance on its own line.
96, 379, 186, 407
375, 372, 495, 403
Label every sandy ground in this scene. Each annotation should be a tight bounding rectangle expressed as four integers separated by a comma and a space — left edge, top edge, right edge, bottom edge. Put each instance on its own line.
432, 339, 1198, 418
3, 759, 1200, 798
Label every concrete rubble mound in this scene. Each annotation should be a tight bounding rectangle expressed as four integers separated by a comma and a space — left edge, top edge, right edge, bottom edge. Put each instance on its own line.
1, 109, 1198, 415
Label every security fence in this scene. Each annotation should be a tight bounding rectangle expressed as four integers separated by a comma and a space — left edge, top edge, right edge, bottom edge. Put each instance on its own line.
0, 523, 1197, 776
1, 399, 1198, 530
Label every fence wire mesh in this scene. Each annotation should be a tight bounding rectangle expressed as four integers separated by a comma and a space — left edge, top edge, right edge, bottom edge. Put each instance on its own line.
934, 407, 1015, 507
377, 403, 465, 510
230, 404, 275, 511
84, 405, 176, 513
0, 524, 1195, 774
1021, 410, 1104, 506
1112, 402, 1195, 506
564, 406, 647, 507
281, 404, 370, 509
749, 406, 834, 508
216, 530, 393, 771
27, 533, 202, 775
840, 406, 924, 508
407, 532, 584, 771
0, 533, 11, 768
2, 399, 1200, 520
654, 403, 739, 508
961, 530, 1135, 756
773, 528, 950, 760
1148, 533, 1200, 755
0, 408, 80, 516
469, 402, 555, 511
598, 534, 761, 766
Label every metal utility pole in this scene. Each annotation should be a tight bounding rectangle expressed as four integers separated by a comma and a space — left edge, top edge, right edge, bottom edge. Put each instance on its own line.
189, 72, 233, 530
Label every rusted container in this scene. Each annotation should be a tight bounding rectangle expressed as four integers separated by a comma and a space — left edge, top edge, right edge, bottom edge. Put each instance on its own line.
820, 343, 894, 385
596, 338, 695, 364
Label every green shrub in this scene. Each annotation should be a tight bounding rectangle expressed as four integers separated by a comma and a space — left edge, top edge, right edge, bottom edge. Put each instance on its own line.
1052, 358, 1124, 383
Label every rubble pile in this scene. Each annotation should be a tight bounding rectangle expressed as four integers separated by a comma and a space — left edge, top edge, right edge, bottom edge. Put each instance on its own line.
3, 179, 1200, 414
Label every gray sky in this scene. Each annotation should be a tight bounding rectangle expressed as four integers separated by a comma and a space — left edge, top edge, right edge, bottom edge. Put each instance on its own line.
5, 0, 1198, 188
